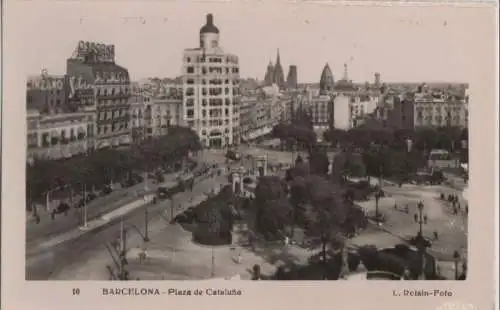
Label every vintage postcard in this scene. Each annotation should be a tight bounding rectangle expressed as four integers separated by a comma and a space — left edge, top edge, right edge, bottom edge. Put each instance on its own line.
1, 0, 497, 309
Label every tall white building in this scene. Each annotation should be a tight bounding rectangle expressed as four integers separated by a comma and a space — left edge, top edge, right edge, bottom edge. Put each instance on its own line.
181, 14, 241, 148
333, 94, 351, 130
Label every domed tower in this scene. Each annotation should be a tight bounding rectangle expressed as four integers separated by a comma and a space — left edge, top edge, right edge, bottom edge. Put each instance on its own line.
264, 61, 274, 86
319, 63, 334, 95
272, 49, 285, 89
199, 14, 220, 50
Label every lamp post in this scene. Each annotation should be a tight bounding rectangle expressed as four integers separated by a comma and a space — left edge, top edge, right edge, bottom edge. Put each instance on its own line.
414, 201, 428, 279
414, 201, 427, 237
208, 207, 219, 278
143, 206, 150, 242
452, 250, 461, 280
80, 183, 88, 229
374, 189, 383, 221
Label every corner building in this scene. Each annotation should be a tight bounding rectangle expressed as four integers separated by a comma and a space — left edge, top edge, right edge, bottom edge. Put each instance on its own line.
67, 41, 131, 149
182, 14, 241, 148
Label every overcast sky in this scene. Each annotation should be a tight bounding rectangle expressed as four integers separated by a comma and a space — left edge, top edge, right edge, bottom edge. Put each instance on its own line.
7, 1, 495, 84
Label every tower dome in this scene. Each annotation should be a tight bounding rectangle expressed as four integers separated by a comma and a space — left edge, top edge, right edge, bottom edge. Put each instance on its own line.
319, 63, 334, 95
200, 14, 219, 34
199, 14, 220, 49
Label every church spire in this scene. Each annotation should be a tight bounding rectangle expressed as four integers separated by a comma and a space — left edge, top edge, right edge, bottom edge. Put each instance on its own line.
343, 63, 349, 81
276, 48, 281, 65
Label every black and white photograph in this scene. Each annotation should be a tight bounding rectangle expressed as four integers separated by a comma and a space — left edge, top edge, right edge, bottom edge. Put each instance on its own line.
11, 1, 491, 284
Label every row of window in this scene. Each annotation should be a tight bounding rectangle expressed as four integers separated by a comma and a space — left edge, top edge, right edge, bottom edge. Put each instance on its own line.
185, 66, 239, 75
415, 106, 467, 112
185, 79, 239, 86
97, 122, 129, 134
185, 88, 240, 96
185, 56, 238, 64
415, 115, 466, 122
32, 128, 92, 148
98, 98, 128, 106
99, 109, 128, 121
96, 86, 130, 97
201, 127, 232, 135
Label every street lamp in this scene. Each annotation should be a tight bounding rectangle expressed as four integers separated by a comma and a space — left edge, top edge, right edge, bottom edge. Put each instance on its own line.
374, 189, 383, 221
453, 250, 460, 280
414, 201, 427, 237
79, 183, 89, 229
208, 209, 219, 278
143, 206, 150, 242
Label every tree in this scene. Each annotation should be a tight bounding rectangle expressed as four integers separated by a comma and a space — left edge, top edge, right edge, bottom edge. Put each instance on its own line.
254, 176, 292, 240
308, 147, 330, 176
301, 176, 348, 279
323, 128, 348, 148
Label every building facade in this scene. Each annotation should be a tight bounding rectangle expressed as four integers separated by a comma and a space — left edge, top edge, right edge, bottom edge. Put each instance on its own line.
413, 93, 468, 128
181, 14, 240, 148
240, 96, 274, 141
27, 109, 95, 161
26, 70, 68, 114
332, 94, 351, 130
150, 97, 184, 136
66, 41, 131, 149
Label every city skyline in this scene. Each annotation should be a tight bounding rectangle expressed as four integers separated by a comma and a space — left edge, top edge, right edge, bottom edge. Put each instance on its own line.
11, 2, 492, 84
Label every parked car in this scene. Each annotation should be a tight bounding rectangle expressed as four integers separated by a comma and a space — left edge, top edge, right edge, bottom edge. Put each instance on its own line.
53, 202, 70, 215
157, 186, 170, 199
225, 150, 241, 161
409, 234, 433, 248
121, 178, 138, 188
86, 192, 97, 202
101, 185, 113, 195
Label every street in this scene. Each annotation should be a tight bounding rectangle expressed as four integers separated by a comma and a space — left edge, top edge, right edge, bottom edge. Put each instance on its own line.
26, 153, 229, 280
26, 174, 178, 250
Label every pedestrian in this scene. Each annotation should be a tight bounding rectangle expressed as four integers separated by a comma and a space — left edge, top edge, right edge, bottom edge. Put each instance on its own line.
394, 203, 397, 210
465, 205, 469, 215
35, 215, 40, 224
433, 231, 439, 240
405, 205, 409, 213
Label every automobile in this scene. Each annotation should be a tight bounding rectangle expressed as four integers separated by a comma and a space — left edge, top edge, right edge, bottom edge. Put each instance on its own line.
225, 150, 241, 161
174, 213, 188, 223
86, 192, 97, 202
74, 198, 85, 208
408, 235, 433, 248
157, 187, 170, 199
121, 177, 139, 188
131, 174, 144, 183
242, 177, 253, 184
155, 173, 165, 183
53, 202, 71, 215
101, 185, 113, 195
